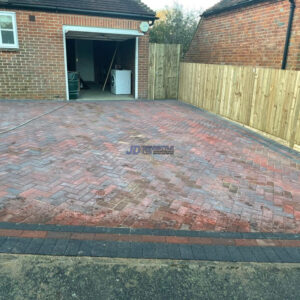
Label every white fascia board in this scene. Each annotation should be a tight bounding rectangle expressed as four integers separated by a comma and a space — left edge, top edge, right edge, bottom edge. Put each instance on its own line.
63, 29, 69, 101
63, 25, 144, 37
135, 37, 139, 100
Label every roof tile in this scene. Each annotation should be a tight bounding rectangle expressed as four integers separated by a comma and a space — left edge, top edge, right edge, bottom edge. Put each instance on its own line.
3, 0, 156, 19
203, 0, 275, 16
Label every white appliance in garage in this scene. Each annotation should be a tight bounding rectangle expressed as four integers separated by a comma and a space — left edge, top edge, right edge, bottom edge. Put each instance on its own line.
111, 70, 132, 95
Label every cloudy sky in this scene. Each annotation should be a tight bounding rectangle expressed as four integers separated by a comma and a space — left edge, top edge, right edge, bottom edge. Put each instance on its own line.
143, 0, 219, 11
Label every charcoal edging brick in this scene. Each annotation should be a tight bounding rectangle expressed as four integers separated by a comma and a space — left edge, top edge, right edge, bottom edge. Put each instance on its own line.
0, 236, 299, 262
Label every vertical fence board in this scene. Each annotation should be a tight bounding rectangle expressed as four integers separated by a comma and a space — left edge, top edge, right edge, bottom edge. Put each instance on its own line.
155, 44, 165, 99
178, 63, 300, 149
148, 43, 156, 100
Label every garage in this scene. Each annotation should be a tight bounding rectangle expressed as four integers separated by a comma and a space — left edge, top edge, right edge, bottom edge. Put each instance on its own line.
0, 0, 156, 100
63, 26, 144, 101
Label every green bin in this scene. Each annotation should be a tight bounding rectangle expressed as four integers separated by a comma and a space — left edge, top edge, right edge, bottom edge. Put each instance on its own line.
68, 72, 79, 100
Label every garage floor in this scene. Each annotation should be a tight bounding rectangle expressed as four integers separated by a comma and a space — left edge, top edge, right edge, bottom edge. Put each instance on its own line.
0, 100, 299, 234
78, 84, 134, 101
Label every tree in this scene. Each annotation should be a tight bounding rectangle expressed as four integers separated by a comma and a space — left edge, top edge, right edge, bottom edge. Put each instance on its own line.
149, 3, 201, 55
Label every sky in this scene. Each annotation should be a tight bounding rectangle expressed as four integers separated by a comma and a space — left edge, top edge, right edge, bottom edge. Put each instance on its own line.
143, 0, 219, 12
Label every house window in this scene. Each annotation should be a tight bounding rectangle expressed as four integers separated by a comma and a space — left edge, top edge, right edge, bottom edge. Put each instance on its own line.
0, 12, 18, 49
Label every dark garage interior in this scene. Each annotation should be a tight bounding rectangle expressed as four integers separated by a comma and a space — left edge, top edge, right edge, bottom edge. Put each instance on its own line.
66, 37, 136, 100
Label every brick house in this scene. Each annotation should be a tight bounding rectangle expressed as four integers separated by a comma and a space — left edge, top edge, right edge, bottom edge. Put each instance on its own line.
185, 0, 300, 70
0, 0, 156, 100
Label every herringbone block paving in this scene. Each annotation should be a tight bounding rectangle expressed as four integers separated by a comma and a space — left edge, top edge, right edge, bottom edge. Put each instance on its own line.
0, 100, 299, 233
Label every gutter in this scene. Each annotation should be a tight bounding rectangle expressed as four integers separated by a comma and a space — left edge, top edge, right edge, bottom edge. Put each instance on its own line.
281, 0, 296, 70
0, 2, 157, 21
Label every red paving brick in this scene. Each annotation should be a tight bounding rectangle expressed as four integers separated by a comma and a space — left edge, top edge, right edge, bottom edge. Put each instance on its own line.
0, 101, 299, 233
0, 229, 24, 237
21, 230, 47, 238
46, 231, 72, 239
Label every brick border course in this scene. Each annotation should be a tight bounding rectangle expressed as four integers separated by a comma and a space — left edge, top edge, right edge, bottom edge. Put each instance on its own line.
0, 223, 299, 262
0, 222, 299, 240
1, 229, 300, 248
0, 237, 299, 262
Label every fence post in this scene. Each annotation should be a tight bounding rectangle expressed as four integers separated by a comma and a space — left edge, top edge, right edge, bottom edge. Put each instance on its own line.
289, 94, 300, 148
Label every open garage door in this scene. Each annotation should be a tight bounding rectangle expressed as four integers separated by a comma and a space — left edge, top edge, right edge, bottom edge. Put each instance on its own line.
63, 26, 143, 100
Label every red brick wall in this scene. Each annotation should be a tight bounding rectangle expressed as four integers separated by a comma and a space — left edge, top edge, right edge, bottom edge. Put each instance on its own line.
184, 0, 300, 70
138, 33, 149, 98
0, 9, 149, 100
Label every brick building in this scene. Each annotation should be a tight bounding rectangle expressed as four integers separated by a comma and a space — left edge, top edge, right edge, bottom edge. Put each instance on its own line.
185, 0, 300, 70
0, 0, 156, 100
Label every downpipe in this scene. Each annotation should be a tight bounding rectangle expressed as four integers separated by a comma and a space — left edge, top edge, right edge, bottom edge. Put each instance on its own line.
281, 0, 296, 70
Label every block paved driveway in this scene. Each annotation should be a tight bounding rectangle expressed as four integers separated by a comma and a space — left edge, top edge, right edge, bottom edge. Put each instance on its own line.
0, 100, 300, 234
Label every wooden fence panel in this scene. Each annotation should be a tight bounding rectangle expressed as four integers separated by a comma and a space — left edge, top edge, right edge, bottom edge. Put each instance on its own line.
148, 43, 181, 100
178, 63, 300, 149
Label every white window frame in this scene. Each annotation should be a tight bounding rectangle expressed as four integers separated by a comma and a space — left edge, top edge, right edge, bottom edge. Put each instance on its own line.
0, 11, 19, 49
